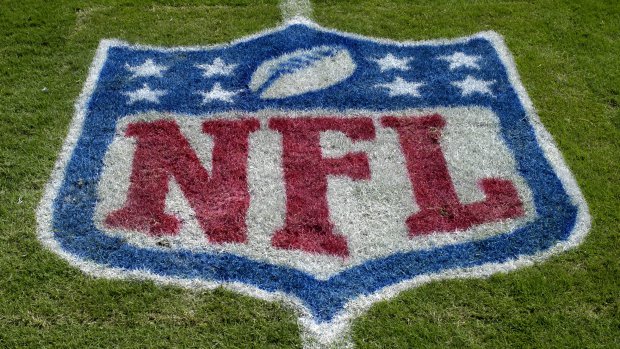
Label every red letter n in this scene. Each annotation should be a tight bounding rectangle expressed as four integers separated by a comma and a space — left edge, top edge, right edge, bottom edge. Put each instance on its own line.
269, 117, 375, 257
105, 118, 259, 244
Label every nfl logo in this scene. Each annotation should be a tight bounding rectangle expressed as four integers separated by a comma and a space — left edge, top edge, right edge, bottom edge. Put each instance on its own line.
38, 19, 589, 346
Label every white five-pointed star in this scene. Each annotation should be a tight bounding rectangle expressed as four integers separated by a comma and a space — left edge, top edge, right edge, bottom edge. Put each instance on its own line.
198, 83, 242, 103
125, 59, 168, 78
375, 76, 424, 97
123, 83, 166, 104
195, 58, 238, 77
438, 52, 482, 70
452, 75, 495, 96
371, 53, 413, 71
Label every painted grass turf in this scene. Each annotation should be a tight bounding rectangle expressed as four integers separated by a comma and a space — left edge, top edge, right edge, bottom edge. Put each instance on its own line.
0, 0, 618, 347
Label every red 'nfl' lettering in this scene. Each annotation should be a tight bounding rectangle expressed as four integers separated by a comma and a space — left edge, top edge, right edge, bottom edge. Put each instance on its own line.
106, 114, 525, 256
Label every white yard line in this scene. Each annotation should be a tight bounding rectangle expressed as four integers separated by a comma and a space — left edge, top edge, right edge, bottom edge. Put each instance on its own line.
280, 0, 313, 21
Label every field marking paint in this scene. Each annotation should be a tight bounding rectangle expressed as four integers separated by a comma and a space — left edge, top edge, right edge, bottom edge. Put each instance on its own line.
280, 0, 313, 21
37, 20, 590, 349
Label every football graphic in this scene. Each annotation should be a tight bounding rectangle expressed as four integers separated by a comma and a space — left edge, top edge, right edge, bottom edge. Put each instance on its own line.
249, 45, 356, 99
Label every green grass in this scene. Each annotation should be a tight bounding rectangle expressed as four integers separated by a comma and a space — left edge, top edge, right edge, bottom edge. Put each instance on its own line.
0, 0, 618, 347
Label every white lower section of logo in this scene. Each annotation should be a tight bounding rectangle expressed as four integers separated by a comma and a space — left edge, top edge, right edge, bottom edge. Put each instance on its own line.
94, 108, 535, 279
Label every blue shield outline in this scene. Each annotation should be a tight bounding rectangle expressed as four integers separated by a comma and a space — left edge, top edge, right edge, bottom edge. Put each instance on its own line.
37, 19, 590, 341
